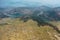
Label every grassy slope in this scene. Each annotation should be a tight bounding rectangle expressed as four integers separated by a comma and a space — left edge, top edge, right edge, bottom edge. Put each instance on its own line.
0, 18, 59, 40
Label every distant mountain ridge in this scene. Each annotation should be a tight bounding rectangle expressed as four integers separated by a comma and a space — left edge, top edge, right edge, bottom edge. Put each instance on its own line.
0, 6, 60, 21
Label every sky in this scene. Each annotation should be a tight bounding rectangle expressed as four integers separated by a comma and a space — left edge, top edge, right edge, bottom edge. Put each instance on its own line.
0, 0, 60, 7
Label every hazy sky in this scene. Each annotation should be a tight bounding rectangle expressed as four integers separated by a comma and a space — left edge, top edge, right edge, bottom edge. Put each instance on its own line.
0, 0, 60, 7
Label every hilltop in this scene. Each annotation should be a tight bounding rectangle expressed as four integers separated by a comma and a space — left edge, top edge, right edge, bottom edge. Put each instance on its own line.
0, 18, 60, 40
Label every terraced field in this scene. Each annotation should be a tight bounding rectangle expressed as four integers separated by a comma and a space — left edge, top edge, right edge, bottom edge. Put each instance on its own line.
0, 18, 60, 40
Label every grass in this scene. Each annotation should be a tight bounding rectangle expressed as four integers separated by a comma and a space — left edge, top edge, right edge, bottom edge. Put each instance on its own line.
0, 18, 59, 40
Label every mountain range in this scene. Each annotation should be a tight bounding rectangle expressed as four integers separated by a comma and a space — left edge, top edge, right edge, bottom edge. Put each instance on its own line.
0, 6, 60, 21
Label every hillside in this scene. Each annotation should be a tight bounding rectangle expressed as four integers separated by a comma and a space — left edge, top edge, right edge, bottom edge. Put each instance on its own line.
0, 18, 60, 40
